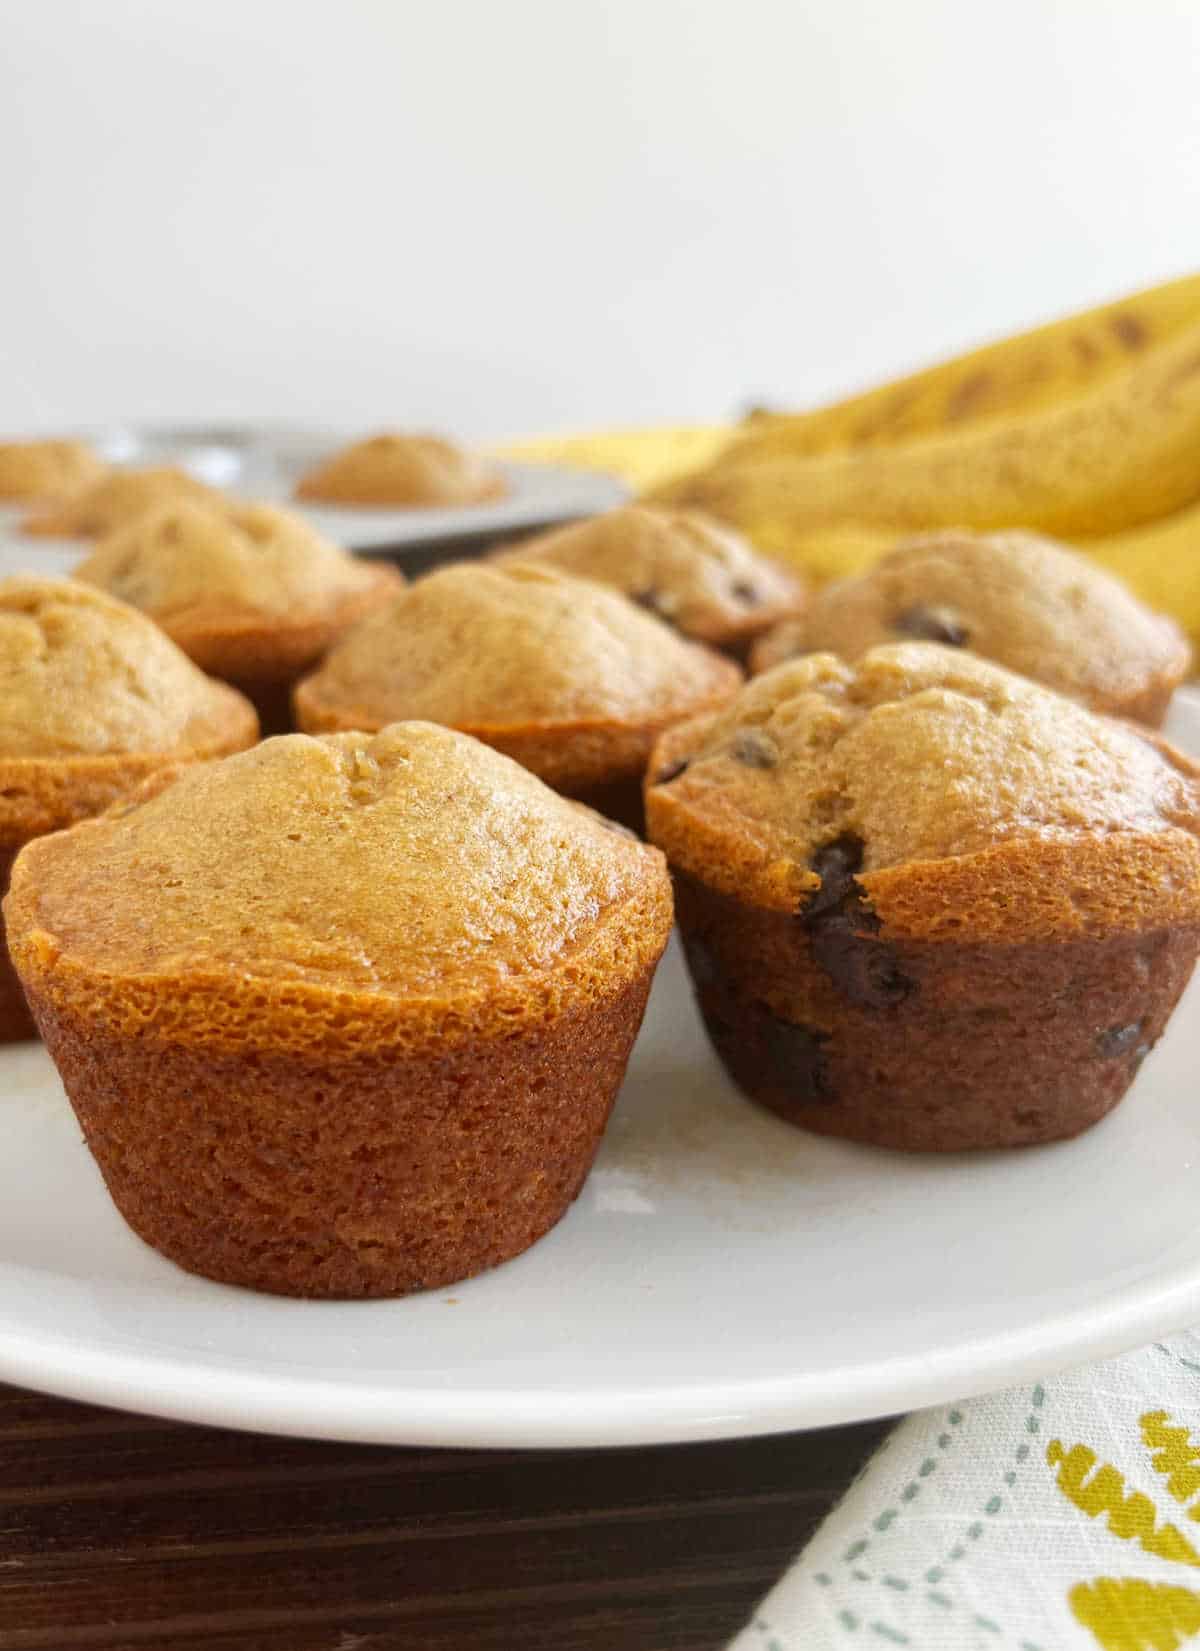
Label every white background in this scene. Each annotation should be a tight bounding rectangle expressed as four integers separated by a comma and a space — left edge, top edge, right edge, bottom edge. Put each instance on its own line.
2, 0, 1198, 441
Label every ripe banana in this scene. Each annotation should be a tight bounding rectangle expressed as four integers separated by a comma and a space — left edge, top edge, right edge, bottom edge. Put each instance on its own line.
492, 424, 729, 494
1084, 504, 1200, 654
654, 320, 1200, 543
712, 271, 1200, 465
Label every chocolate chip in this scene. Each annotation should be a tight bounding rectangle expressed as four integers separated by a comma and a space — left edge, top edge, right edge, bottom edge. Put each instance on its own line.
805, 835, 865, 920
631, 586, 680, 620
682, 932, 720, 989
730, 729, 779, 769
1096, 1020, 1144, 1058
653, 757, 689, 785
761, 1013, 833, 1102
731, 580, 760, 605
696, 994, 835, 1107
895, 605, 970, 647
800, 834, 914, 1010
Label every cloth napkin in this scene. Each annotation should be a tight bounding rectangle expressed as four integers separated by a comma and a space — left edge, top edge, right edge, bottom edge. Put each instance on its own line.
730, 1332, 1200, 1650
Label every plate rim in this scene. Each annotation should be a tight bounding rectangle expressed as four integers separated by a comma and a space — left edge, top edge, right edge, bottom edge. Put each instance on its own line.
2, 690, 1198, 1448
1, 1251, 1200, 1447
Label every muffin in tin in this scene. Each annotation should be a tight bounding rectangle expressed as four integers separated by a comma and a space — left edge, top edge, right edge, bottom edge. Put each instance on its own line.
23, 466, 224, 538
497, 504, 805, 656
646, 644, 1200, 1151
295, 432, 506, 507
749, 530, 1190, 726
294, 562, 742, 826
6, 723, 674, 1296
74, 501, 403, 732
0, 577, 258, 1041
0, 439, 105, 503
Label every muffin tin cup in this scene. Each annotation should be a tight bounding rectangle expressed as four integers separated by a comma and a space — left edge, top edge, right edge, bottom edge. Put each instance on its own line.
671, 869, 1200, 1152
20, 965, 659, 1299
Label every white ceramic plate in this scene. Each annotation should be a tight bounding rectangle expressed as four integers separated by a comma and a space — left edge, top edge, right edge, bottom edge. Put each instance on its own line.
0, 423, 627, 562
2, 695, 1199, 1448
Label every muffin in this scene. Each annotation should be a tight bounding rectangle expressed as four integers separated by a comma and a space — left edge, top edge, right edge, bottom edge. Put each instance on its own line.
0, 439, 105, 503
496, 504, 806, 657
294, 562, 742, 826
6, 723, 674, 1296
646, 644, 1200, 1151
0, 577, 258, 1041
295, 432, 507, 507
23, 466, 223, 538
749, 530, 1190, 726
74, 501, 404, 732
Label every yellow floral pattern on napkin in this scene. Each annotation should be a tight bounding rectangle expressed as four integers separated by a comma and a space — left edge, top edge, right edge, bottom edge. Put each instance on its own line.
1049, 1408, 1200, 1647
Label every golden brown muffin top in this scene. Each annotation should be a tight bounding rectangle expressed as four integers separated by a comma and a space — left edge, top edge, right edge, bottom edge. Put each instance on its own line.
0, 439, 106, 503
498, 505, 804, 645
8, 724, 671, 1013
74, 501, 396, 626
295, 432, 506, 507
23, 466, 223, 538
647, 644, 1200, 914
0, 576, 256, 760
751, 531, 1191, 705
298, 562, 741, 730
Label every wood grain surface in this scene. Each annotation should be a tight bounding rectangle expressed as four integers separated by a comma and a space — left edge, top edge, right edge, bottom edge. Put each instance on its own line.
0, 1382, 890, 1650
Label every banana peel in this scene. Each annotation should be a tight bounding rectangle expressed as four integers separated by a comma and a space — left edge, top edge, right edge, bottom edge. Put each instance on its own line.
497, 276, 1200, 655
491, 424, 731, 494
653, 320, 1200, 541
713, 270, 1200, 463
1083, 505, 1200, 656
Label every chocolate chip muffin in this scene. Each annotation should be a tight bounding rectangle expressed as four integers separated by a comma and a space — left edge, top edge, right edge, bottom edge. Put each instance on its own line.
74, 501, 403, 732
6, 723, 674, 1296
0, 577, 258, 1041
0, 439, 105, 503
646, 644, 1200, 1151
749, 530, 1190, 726
497, 505, 805, 656
294, 562, 742, 827
295, 432, 506, 507
23, 466, 224, 538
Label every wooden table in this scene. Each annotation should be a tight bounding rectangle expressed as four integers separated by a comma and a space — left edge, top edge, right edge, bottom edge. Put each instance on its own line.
0, 1382, 890, 1649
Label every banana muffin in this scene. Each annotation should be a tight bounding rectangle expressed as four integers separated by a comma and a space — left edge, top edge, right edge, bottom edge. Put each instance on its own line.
646, 644, 1200, 1151
23, 466, 224, 538
74, 501, 403, 732
0, 439, 105, 503
497, 505, 806, 656
295, 432, 507, 507
0, 577, 258, 1041
294, 562, 742, 826
6, 724, 674, 1296
749, 530, 1190, 725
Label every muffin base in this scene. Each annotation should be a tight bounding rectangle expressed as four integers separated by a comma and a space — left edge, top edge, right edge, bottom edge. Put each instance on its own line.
1110, 673, 1187, 731
0, 848, 34, 1043
674, 872, 1200, 1151
26, 967, 656, 1297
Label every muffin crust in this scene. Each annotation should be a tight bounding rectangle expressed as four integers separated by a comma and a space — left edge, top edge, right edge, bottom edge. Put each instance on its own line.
295, 432, 506, 507
0, 439, 105, 503
23, 466, 223, 538
648, 645, 1200, 1149
0, 577, 258, 1039
295, 562, 741, 815
75, 501, 402, 729
499, 505, 805, 652
8, 725, 674, 1293
750, 530, 1190, 725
